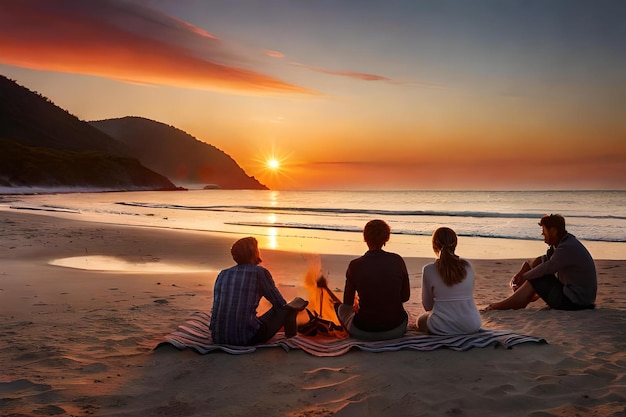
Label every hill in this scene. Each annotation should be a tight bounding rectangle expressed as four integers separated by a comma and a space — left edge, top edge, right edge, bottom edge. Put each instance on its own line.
90, 117, 267, 190
0, 139, 176, 190
0, 75, 178, 191
0, 74, 266, 191
0, 75, 129, 155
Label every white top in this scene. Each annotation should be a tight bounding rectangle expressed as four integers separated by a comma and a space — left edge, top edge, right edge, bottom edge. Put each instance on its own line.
421, 261, 482, 335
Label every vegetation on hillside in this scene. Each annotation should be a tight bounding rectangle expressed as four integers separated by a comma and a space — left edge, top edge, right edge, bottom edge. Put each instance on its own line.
0, 76, 129, 156
91, 117, 267, 190
0, 139, 177, 190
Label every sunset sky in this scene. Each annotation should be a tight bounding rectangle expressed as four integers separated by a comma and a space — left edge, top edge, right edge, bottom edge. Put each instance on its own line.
1, 0, 625, 190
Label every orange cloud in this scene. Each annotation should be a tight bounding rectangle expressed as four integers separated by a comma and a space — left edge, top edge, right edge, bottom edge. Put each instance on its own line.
0, 0, 314, 95
291, 62, 391, 82
177, 20, 219, 40
265, 50, 285, 59
289, 62, 439, 87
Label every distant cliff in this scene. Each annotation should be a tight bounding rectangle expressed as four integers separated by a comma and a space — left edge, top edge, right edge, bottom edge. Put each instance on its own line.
0, 75, 267, 191
0, 75, 178, 191
90, 117, 267, 190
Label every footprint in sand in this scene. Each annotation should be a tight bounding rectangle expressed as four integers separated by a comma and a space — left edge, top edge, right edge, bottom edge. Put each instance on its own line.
483, 383, 518, 397
0, 378, 52, 395
33, 404, 66, 415
300, 367, 368, 410
302, 367, 351, 389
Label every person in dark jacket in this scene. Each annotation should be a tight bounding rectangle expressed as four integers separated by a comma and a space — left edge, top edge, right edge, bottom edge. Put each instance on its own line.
335, 219, 410, 340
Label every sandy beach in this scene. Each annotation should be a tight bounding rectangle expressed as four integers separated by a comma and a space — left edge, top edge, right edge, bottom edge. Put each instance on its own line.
1, 210, 625, 417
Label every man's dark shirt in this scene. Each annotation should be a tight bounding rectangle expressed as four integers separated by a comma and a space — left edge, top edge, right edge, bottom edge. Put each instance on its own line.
344, 249, 410, 331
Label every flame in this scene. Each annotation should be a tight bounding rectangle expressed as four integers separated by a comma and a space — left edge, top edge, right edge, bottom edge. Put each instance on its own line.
302, 254, 342, 325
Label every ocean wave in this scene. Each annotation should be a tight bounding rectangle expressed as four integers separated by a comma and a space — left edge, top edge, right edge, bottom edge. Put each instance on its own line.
10, 204, 81, 214
226, 221, 625, 243
116, 202, 626, 221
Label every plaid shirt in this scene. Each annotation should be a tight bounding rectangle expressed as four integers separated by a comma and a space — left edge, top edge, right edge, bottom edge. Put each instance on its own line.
209, 264, 286, 345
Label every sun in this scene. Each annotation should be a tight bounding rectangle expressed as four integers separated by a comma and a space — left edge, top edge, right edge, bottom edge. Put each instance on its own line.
267, 158, 280, 170
252, 149, 296, 189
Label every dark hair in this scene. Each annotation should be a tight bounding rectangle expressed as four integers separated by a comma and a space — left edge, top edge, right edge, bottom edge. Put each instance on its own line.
231, 237, 262, 265
363, 219, 391, 249
432, 227, 468, 286
539, 214, 567, 237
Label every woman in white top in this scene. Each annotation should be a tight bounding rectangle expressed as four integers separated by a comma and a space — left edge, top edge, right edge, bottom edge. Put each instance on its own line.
418, 227, 482, 335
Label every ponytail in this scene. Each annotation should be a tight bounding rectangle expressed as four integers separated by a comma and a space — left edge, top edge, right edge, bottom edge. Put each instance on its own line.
433, 228, 468, 286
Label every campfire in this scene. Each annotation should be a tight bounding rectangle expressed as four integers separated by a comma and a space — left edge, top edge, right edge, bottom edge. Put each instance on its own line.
299, 255, 347, 337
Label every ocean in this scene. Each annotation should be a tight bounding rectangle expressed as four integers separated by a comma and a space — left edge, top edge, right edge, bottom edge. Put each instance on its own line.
2, 189, 625, 260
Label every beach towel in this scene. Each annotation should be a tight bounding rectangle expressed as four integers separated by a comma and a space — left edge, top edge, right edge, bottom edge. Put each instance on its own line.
156, 311, 547, 356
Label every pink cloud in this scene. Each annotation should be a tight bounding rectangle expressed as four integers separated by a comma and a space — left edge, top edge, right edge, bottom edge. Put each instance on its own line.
288, 62, 441, 88
0, 0, 314, 95
292, 62, 391, 82
265, 50, 285, 59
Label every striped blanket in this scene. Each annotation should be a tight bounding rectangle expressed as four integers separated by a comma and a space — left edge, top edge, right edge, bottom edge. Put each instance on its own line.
157, 311, 547, 356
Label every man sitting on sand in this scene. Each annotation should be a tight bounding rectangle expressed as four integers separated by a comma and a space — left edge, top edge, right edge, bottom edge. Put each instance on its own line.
487, 214, 597, 310
209, 237, 308, 345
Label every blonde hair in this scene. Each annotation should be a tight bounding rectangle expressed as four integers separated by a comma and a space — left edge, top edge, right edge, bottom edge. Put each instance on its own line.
432, 227, 468, 286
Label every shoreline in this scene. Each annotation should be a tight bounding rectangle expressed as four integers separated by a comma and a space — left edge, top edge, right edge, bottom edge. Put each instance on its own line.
2, 205, 625, 261
1, 210, 625, 416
